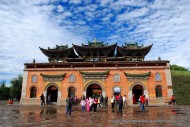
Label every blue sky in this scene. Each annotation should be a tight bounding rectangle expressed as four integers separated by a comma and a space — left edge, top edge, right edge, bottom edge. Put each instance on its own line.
0, 0, 190, 86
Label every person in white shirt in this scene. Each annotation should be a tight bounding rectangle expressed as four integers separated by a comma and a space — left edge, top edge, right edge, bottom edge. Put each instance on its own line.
123, 95, 126, 106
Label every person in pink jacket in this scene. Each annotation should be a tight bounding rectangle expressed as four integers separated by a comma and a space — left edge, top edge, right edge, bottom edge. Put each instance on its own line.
86, 97, 90, 112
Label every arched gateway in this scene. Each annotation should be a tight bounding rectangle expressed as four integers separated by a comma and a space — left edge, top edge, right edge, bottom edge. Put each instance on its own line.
132, 85, 143, 102
45, 84, 59, 102
128, 82, 148, 103
83, 81, 105, 98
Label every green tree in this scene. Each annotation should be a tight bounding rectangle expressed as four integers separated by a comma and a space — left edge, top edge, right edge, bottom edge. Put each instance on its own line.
10, 74, 23, 101
0, 81, 11, 100
171, 64, 189, 71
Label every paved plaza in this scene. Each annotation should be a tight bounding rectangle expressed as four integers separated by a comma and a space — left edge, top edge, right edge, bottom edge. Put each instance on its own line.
0, 102, 189, 127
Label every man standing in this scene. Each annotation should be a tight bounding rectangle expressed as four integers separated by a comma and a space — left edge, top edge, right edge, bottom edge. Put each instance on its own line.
66, 95, 70, 114
105, 96, 108, 107
99, 94, 103, 107
48, 94, 51, 105
67, 97, 73, 116
118, 95, 123, 114
40, 93, 45, 106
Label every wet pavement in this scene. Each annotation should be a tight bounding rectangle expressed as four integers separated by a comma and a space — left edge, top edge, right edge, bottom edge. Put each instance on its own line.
0, 102, 189, 127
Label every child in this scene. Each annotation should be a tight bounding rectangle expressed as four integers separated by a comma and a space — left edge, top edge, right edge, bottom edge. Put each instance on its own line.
80, 98, 86, 112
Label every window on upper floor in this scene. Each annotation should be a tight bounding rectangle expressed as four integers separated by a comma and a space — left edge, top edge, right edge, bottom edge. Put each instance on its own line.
114, 73, 120, 82
69, 74, 76, 83
32, 75, 37, 83
155, 73, 161, 81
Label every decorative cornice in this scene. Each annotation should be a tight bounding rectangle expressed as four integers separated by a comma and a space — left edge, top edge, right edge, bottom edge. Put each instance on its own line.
124, 71, 151, 77
40, 73, 66, 82
79, 71, 109, 82
79, 70, 109, 75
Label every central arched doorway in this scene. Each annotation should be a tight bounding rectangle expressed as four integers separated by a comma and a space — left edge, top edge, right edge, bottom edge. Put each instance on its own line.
86, 84, 102, 98
47, 85, 58, 102
132, 85, 143, 102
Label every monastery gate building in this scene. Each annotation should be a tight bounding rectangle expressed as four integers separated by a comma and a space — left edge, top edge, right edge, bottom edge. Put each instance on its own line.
21, 41, 173, 106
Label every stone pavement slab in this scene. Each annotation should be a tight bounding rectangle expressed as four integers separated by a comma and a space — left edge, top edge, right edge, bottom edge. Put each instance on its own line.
0, 104, 189, 127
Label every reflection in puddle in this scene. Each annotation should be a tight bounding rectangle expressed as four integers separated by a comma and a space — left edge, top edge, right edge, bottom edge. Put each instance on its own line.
40, 107, 57, 115
171, 108, 186, 114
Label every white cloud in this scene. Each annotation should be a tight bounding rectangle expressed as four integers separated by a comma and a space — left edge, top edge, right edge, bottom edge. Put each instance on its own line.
57, 5, 64, 12
69, 0, 81, 4
117, 7, 149, 21
1, 0, 190, 84
0, 0, 86, 82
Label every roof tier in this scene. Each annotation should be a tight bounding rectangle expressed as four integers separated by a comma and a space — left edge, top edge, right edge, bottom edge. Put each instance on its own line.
73, 43, 116, 57
39, 46, 78, 60
116, 44, 153, 57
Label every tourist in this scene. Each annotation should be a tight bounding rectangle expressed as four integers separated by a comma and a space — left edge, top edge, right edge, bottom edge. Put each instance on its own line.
67, 97, 73, 116
48, 94, 51, 105
141, 95, 145, 112
105, 96, 108, 107
66, 95, 70, 114
115, 94, 119, 106
118, 95, 123, 114
170, 95, 176, 104
139, 95, 143, 108
93, 97, 98, 112
97, 97, 101, 108
89, 97, 94, 112
111, 95, 115, 110
86, 97, 90, 112
132, 94, 136, 104
99, 94, 104, 107
123, 95, 126, 107
145, 95, 149, 107
80, 98, 86, 112
40, 93, 45, 106
74, 96, 78, 105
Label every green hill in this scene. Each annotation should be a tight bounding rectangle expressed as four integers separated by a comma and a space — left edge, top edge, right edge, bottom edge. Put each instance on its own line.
172, 70, 190, 105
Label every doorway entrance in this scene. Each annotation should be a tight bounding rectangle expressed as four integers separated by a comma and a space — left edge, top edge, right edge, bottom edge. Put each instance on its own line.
68, 87, 75, 98
86, 84, 102, 98
47, 85, 58, 102
132, 85, 143, 102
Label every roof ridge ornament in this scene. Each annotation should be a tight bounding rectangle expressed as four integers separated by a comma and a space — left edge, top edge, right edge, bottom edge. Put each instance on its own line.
94, 37, 97, 44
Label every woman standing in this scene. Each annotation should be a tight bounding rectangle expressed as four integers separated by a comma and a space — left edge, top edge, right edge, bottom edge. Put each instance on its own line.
86, 97, 90, 112
111, 95, 115, 110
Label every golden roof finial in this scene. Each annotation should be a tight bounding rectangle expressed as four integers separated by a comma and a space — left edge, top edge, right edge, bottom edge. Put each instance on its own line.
94, 37, 97, 43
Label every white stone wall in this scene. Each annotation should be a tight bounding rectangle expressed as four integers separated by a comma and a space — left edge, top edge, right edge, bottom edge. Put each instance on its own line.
20, 71, 28, 104
165, 64, 173, 98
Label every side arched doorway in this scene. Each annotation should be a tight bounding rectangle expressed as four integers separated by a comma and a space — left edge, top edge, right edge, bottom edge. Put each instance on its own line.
68, 87, 75, 98
132, 85, 143, 102
47, 85, 58, 102
86, 84, 102, 98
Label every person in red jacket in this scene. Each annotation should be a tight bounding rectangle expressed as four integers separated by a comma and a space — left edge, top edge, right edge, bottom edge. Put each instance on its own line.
140, 95, 145, 112
171, 95, 176, 104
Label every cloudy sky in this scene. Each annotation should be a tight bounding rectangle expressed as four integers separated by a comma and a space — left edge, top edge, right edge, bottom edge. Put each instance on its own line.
0, 0, 190, 85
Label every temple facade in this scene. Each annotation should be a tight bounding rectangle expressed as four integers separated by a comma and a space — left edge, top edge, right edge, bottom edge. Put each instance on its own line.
20, 41, 173, 106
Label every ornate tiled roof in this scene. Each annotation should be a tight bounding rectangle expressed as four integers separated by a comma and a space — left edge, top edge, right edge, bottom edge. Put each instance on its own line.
39, 46, 78, 59
39, 41, 153, 62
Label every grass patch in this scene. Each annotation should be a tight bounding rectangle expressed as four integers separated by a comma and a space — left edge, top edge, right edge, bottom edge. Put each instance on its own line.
172, 70, 190, 105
